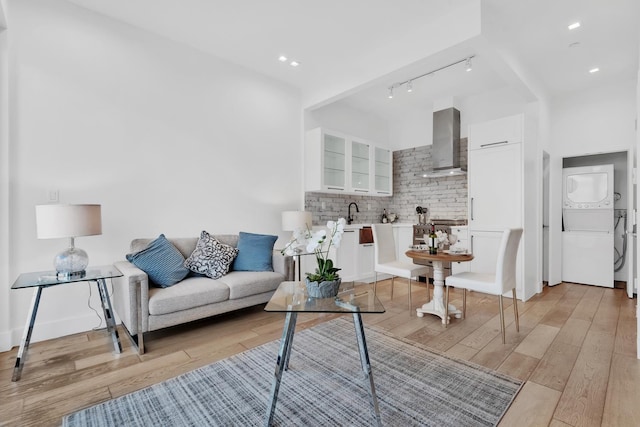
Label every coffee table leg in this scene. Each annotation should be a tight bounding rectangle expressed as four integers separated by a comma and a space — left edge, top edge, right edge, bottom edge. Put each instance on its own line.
95, 279, 122, 354
12, 286, 43, 381
352, 312, 382, 426
265, 311, 297, 427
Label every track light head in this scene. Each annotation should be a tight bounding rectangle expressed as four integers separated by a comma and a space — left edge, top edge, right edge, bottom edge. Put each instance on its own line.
465, 57, 472, 72
388, 87, 394, 99
407, 80, 413, 93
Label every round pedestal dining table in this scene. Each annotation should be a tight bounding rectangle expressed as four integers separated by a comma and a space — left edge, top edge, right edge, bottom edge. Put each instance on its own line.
405, 249, 474, 325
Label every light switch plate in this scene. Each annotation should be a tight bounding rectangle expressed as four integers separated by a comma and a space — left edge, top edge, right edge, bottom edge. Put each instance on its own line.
48, 189, 59, 203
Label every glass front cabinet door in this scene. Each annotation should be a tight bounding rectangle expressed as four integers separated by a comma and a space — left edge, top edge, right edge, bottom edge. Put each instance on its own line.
374, 147, 392, 195
323, 132, 347, 191
351, 140, 370, 193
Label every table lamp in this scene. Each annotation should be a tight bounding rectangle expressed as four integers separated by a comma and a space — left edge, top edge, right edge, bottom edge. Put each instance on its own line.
35, 204, 102, 280
282, 211, 312, 236
282, 211, 312, 281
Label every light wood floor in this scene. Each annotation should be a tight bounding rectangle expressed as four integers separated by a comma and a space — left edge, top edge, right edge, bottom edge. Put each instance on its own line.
1, 280, 638, 427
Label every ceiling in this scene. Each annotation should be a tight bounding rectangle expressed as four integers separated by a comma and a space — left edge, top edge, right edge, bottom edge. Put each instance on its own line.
67, 0, 639, 120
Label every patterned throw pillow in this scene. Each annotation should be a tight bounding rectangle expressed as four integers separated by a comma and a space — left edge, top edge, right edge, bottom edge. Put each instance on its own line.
126, 234, 190, 288
184, 231, 239, 279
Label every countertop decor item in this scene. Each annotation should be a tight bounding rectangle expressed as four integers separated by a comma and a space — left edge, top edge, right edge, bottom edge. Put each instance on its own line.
282, 218, 346, 297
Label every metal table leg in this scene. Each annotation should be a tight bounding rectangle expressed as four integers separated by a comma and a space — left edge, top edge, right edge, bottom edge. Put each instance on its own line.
265, 311, 297, 427
12, 286, 43, 381
353, 312, 382, 426
95, 279, 122, 354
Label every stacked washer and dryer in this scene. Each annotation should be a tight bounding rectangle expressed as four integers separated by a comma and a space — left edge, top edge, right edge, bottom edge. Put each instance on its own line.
561, 164, 614, 288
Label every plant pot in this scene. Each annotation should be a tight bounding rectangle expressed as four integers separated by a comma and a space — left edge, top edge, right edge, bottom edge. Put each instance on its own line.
305, 277, 342, 298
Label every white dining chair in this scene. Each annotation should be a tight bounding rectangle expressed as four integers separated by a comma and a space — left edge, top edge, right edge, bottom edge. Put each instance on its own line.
372, 224, 430, 309
444, 228, 523, 343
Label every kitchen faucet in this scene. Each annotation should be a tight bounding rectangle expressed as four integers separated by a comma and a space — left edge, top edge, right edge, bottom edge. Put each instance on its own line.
347, 202, 359, 225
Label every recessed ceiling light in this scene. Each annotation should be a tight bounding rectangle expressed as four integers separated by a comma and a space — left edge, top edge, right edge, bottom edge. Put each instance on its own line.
290, 60, 300, 67
278, 55, 288, 62
589, 67, 600, 73
568, 22, 581, 30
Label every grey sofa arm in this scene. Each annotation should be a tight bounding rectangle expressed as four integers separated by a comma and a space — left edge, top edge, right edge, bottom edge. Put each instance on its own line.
112, 260, 150, 337
272, 250, 294, 281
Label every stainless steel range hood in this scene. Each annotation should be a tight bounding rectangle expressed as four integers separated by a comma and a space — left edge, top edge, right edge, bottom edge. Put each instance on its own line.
422, 107, 466, 178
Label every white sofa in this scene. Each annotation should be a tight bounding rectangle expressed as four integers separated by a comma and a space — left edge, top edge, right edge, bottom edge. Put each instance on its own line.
112, 234, 293, 353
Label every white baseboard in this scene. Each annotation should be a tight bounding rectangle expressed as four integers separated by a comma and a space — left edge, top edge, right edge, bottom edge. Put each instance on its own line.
0, 330, 11, 352
9, 313, 121, 349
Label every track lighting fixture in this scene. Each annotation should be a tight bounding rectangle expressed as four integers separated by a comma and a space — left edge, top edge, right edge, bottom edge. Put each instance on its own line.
386, 55, 475, 99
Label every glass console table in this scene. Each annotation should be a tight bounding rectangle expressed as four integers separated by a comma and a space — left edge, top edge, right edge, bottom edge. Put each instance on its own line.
10, 265, 123, 381
263, 280, 385, 426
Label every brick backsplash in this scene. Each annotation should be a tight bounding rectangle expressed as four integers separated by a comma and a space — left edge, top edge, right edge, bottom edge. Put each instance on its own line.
305, 139, 468, 225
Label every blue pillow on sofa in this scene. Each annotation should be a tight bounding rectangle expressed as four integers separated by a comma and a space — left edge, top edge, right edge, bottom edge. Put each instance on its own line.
126, 234, 190, 288
232, 232, 278, 272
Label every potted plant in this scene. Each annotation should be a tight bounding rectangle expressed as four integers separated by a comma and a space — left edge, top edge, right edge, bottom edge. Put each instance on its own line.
282, 218, 346, 298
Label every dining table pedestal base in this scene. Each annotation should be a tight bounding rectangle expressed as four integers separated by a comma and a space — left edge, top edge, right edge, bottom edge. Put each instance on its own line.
415, 260, 462, 324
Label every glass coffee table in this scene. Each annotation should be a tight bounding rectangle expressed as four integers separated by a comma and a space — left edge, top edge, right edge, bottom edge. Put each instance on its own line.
264, 280, 385, 426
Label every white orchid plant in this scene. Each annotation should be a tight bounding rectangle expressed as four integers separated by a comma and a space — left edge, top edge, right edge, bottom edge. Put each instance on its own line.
282, 218, 346, 283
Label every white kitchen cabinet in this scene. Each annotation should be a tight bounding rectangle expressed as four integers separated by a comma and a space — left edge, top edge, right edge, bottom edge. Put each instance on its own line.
468, 143, 522, 230
374, 147, 392, 195
305, 127, 392, 196
468, 114, 523, 150
358, 243, 375, 282
305, 128, 347, 192
334, 229, 358, 282
467, 113, 537, 301
351, 139, 370, 193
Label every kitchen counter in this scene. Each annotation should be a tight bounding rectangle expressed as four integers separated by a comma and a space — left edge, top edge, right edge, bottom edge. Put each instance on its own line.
344, 222, 414, 230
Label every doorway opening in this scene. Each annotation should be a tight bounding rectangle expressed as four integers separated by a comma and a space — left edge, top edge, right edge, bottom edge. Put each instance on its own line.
560, 150, 633, 294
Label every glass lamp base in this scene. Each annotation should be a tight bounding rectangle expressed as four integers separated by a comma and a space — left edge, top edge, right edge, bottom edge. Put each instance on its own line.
54, 247, 89, 280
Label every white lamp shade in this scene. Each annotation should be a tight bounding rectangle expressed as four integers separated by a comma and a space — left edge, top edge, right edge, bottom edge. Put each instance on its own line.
36, 204, 102, 239
281, 211, 312, 231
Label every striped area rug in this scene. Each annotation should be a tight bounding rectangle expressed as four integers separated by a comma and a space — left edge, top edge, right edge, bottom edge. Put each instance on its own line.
63, 318, 522, 426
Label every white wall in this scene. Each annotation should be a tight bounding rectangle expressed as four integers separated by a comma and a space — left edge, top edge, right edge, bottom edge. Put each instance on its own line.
304, 101, 390, 148
0, 0, 9, 351
551, 80, 637, 157
2, 0, 302, 351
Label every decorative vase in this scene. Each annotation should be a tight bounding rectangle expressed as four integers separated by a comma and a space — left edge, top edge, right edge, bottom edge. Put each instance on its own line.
305, 277, 342, 298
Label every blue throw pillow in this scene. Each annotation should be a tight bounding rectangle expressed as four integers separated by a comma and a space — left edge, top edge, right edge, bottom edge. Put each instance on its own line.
126, 234, 190, 288
232, 232, 278, 272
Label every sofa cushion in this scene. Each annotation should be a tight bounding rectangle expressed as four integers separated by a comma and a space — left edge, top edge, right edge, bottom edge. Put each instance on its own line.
232, 232, 278, 272
148, 277, 230, 315
184, 231, 239, 279
218, 270, 284, 300
126, 234, 190, 288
